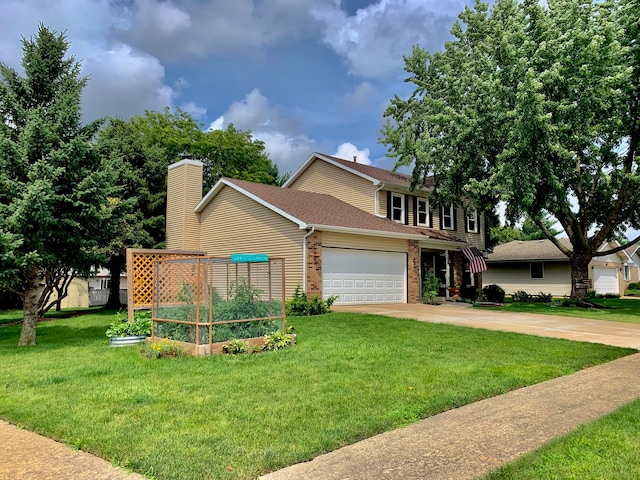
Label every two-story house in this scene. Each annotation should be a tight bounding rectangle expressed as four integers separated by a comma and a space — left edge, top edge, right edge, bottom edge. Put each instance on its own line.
165, 153, 487, 304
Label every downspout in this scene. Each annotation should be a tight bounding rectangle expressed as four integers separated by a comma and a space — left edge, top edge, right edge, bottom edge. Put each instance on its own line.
374, 183, 385, 216
444, 249, 450, 299
302, 227, 316, 293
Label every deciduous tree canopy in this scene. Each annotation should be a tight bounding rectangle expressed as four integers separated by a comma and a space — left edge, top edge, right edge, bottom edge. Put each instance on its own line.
382, 0, 640, 297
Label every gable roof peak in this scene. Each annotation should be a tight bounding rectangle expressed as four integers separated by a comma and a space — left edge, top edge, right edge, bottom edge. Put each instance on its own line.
283, 152, 433, 191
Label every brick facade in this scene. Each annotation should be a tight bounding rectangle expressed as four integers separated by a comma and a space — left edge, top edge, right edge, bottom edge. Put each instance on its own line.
408, 240, 421, 303
305, 230, 322, 297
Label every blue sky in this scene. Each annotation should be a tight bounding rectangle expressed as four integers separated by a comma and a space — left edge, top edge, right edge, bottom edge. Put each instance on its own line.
1, 0, 472, 174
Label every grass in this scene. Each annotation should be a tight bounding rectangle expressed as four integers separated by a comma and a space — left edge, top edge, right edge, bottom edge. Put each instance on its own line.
477, 297, 640, 324
0, 309, 633, 480
0, 306, 102, 325
483, 399, 640, 479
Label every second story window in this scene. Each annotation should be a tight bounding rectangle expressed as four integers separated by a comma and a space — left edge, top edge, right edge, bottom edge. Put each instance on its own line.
466, 209, 478, 233
390, 193, 404, 222
441, 204, 455, 230
416, 198, 429, 226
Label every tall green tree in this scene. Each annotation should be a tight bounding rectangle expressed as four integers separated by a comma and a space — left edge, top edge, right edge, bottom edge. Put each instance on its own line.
98, 110, 281, 306
382, 0, 640, 298
0, 25, 110, 344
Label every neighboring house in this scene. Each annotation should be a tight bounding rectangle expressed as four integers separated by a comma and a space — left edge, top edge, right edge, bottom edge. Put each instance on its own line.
166, 153, 488, 305
484, 239, 640, 296
42, 268, 129, 309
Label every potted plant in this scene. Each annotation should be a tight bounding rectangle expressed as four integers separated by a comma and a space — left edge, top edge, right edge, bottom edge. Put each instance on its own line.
106, 310, 152, 346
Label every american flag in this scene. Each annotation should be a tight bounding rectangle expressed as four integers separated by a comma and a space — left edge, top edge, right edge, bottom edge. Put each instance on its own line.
462, 247, 488, 273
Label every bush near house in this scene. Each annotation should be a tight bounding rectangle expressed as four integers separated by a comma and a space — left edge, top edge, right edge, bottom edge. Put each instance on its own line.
625, 282, 640, 297
511, 291, 553, 303
482, 284, 505, 303
286, 286, 338, 316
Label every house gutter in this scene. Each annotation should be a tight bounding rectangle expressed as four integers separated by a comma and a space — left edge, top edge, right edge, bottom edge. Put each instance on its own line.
302, 226, 316, 293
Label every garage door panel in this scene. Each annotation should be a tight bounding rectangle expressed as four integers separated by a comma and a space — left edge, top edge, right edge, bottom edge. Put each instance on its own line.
594, 268, 618, 295
323, 249, 406, 305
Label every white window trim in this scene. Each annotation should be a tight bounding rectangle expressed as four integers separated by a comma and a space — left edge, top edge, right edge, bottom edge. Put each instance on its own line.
466, 209, 478, 233
530, 262, 544, 279
623, 264, 631, 281
416, 198, 429, 226
390, 192, 404, 223
442, 204, 454, 230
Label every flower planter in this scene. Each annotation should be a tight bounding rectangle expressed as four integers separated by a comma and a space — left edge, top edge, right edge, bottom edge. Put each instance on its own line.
109, 335, 147, 347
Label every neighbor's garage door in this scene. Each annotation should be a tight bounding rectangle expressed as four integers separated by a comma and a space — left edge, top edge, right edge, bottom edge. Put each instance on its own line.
593, 267, 619, 295
323, 248, 406, 304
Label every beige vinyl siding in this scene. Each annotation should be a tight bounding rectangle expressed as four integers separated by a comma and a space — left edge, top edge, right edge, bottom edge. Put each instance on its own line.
322, 231, 408, 253
483, 262, 571, 296
287, 159, 376, 213
432, 206, 485, 250
380, 191, 485, 250
166, 162, 202, 250
199, 186, 305, 297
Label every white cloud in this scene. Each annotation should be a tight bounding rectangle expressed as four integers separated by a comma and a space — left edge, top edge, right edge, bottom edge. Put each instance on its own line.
180, 102, 207, 120
342, 82, 378, 106
117, 0, 330, 61
81, 44, 174, 121
334, 143, 371, 165
212, 89, 317, 171
0, 1, 208, 123
311, 0, 467, 79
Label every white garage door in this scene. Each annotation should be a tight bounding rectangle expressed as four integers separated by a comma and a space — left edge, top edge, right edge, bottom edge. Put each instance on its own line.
323, 248, 406, 304
593, 268, 619, 295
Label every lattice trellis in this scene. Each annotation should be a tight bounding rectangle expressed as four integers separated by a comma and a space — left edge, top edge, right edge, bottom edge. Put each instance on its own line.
126, 248, 206, 320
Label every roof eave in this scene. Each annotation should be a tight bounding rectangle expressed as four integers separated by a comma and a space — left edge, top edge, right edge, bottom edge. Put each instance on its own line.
195, 179, 308, 228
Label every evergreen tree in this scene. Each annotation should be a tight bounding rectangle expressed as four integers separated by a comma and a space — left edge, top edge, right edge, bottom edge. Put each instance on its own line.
0, 25, 110, 345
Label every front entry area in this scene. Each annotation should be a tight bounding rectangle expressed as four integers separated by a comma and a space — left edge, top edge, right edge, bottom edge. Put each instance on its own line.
322, 248, 407, 304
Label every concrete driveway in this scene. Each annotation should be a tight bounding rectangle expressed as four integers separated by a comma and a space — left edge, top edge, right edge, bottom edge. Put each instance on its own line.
333, 302, 640, 350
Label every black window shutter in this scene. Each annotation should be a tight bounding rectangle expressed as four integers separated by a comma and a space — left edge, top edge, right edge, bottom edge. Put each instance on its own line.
477, 212, 481, 234
404, 194, 409, 225
412, 196, 417, 226
386, 191, 392, 219
429, 202, 433, 228
453, 207, 457, 231
464, 210, 469, 233
439, 206, 444, 230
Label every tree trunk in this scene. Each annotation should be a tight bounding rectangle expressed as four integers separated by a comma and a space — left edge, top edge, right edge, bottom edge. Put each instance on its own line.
106, 254, 124, 309
569, 252, 593, 299
18, 267, 40, 346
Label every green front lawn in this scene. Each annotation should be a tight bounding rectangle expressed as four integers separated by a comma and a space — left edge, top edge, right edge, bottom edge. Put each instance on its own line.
0, 306, 101, 325
0, 310, 632, 480
478, 298, 640, 324
483, 399, 640, 479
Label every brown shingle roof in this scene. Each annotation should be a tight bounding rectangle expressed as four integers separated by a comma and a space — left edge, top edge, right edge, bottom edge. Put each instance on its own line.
319, 154, 434, 190
487, 239, 572, 262
225, 178, 460, 243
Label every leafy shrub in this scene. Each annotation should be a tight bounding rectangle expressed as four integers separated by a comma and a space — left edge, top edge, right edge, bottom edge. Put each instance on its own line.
461, 284, 478, 301
140, 338, 186, 359
286, 286, 337, 316
512, 290, 531, 303
263, 330, 294, 351
223, 339, 250, 354
422, 271, 440, 304
535, 292, 553, 303
628, 282, 640, 290
105, 310, 152, 338
482, 284, 505, 303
